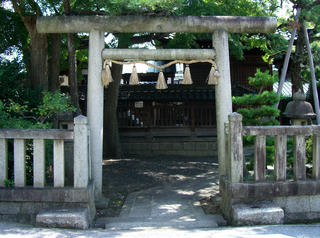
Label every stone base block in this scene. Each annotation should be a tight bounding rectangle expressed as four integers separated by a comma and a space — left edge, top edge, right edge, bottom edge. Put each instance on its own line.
36, 207, 89, 229
232, 201, 284, 226
0, 181, 96, 227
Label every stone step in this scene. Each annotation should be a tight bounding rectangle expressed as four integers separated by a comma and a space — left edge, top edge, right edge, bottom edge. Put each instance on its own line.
232, 201, 284, 226
36, 207, 90, 229
96, 214, 224, 230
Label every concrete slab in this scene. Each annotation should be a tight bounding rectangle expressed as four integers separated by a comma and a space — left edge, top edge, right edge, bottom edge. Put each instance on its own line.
36, 207, 89, 229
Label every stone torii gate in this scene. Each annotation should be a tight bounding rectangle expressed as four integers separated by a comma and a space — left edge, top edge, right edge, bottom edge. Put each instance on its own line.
36, 15, 276, 198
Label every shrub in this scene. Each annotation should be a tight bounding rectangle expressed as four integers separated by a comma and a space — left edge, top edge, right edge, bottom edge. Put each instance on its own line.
0, 91, 75, 185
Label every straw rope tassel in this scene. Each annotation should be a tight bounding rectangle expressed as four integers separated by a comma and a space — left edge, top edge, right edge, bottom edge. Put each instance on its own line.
207, 66, 219, 85
101, 64, 113, 87
182, 64, 193, 85
156, 71, 168, 90
129, 65, 139, 85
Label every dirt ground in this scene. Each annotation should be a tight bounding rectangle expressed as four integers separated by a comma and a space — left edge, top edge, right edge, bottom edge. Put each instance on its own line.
99, 155, 221, 217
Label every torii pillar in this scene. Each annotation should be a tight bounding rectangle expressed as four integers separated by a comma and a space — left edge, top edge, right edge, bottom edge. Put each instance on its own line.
213, 30, 232, 177
87, 30, 105, 197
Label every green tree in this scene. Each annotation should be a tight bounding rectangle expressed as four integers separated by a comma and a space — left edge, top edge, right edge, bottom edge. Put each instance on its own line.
233, 69, 280, 126
270, 1, 320, 95
233, 69, 280, 171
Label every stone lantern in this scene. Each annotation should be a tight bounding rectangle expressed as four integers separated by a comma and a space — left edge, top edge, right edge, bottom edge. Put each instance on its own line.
283, 90, 316, 125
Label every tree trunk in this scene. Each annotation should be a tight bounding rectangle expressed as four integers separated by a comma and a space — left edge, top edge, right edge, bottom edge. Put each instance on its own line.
63, 0, 81, 114
10, 2, 48, 91
103, 35, 131, 158
48, 34, 61, 91
291, 26, 305, 94
104, 63, 123, 158
67, 33, 81, 114
28, 18, 48, 91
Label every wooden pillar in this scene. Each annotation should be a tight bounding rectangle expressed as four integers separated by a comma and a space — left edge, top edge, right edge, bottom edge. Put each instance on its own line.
87, 30, 104, 197
213, 30, 233, 177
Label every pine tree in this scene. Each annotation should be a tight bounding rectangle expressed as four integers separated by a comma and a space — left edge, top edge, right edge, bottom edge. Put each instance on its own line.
233, 69, 280, 126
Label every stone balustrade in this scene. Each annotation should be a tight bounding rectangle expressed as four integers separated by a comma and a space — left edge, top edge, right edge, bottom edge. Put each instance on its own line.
0, 115, 90, 189
221, 112, 320, 224
226, 112, 320, 184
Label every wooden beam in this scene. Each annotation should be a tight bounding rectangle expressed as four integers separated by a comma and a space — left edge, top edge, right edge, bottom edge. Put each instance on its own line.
102, 49, 215, 60
37, 15, 277, 34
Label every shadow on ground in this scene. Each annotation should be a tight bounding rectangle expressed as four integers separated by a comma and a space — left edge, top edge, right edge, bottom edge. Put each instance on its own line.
100, 156, 220, 217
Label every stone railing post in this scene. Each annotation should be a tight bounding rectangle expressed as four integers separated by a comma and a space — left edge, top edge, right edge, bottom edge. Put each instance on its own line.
74, 115, 89, 188
228, 113, 243, 183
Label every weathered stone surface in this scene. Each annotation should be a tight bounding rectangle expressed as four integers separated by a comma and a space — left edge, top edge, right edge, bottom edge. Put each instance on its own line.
14, 139, 26, 187
313, 135, 320, 179
285, 196, 310, 213
33, 139, 45, 188
36, 207, 89, 229
53, 139, 65, 187
293, 135, 306, 181
0, 138, 8, 187
220, 177, 320, 199
272, 197, 287, 209
0, 129, 73, 139
103, 49, 215, 60
214, 30, 233, 178
87, 30, 104, 197
37, 16, 277, 34
274, 135, 287, 181
232, 202, 284, 226
74, 115, 89, 188
254, 135, 266, 182
310, 195, 320, 212
285, 212, 320, 223
0, 182, 94, 203
228, 113, 243, 183
0, 203, 21, 215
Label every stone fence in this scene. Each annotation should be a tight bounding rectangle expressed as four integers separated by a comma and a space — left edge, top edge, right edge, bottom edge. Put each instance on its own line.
0, 115, 95, 227
221, 112, 320, 224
